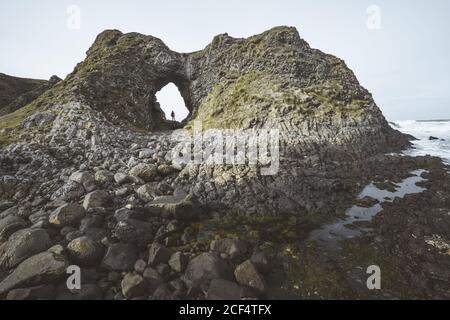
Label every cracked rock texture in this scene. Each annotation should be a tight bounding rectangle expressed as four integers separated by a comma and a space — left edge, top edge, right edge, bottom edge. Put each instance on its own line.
0, 26, 410, 214
0, 26, 427, 300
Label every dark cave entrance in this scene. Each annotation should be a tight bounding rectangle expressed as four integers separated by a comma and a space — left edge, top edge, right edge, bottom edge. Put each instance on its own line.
155, 82, 190, 124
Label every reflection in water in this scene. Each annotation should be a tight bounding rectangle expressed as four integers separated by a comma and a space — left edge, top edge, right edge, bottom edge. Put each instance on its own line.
309, 170, 428, 252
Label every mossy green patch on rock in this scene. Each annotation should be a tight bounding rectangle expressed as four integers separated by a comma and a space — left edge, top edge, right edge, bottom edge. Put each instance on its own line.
0, 102, 40, 147
187, 71, 366, 131
0, 73, 61, 118
172, 211, 330, 256
281, 244, 352, 299
0, 81, 66, 147
339, 238, 419, 299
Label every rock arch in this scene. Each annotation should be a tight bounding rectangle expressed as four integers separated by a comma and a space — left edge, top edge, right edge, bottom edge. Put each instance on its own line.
0, 26, 412, 217
155, 82, 190, 122
64, 29, 194, 131
47, 26, 407, 156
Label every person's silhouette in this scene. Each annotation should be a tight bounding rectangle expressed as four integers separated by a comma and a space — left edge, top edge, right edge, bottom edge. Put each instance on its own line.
171, 110, 175, 121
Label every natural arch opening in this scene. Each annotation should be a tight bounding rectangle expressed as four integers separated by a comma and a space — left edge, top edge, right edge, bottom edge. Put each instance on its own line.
155, 83, 190, 123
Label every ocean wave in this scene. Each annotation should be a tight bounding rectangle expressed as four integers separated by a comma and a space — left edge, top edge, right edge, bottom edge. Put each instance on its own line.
391, 120, 450, 163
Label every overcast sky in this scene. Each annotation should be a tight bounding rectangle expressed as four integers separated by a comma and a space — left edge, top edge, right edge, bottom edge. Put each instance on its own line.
0, 0, 449, 121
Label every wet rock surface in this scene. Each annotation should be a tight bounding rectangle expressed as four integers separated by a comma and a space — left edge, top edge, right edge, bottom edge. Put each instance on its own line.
0, 155, 448, 299
0, 27, 448, 300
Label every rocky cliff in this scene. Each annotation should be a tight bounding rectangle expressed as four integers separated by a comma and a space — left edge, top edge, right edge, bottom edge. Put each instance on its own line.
2, 27, 406, 149
0, 26, 410, 213
2, 27, 444, 300
0, 73, 61, 117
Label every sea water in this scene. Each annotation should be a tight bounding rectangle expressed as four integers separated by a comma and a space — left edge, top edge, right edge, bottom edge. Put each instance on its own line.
308, 120, 449, 253
309, 170, 428, 252
391, 120, 450, 163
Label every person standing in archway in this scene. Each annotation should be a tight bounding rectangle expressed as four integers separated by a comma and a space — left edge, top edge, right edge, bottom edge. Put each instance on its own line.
171, 110, 175, 121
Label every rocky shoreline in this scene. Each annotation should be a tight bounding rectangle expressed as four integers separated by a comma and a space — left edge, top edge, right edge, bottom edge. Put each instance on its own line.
1, 124, 448, 299
0, 26, 448, 300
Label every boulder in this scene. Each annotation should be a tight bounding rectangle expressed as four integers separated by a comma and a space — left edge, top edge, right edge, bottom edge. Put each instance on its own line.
184, 253, 233, 288
69, 171, 96, 192
148, 242, 172, 266
113, 207, 145, 221
157, 164, 176, 176
83, 190, 110, 210
114, 172, 135, 185
0, 200, 15, 212
67, 236, 105, 267
234, 260, 266, 293
0, 216, 27, 241
0, 206, 18, 219
113, 219, 155, 245
156, 264, 171, 276
79, 215, 104, 232
16, 205, 32, 219
28, 210, 47, 225
49, 203, 85, 227
134, 259, 147, 274
121, 273, 148, 299
168, 251, 188, 273
210, 238, 248, 259
50, 181, 85, 202
94, 170, 115, 184
115, 186, 133, 197
0, 250, 68, 296
102, 243, 138, 271
138, 149, 154, 159
129, 163, 159, 182
0, 228, 51, 270
250, 250, 273, 274
136, 184, 155, 202
142, 267, 165, 293
151, 283, 174, 300
145, 193, 199, 221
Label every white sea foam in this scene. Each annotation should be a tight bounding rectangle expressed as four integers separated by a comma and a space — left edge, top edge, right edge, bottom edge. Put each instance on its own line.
391, 120, 450, 163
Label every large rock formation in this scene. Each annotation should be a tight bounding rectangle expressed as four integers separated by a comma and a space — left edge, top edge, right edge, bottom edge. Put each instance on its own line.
0, 26, 448, 301
0, 26, 410, 214
4, 27, 406, 148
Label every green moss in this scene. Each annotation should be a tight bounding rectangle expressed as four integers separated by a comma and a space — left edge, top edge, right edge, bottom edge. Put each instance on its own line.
305, 80, 365, 119
174, 212, 329, 254
187, 71, 366, 131
279, 233, 409, 299
171, 221, 212, 254
282, 244, 348, 299
0, 81, 65, 148
187, 71, 295, 130
171, 211, 355, 299
340, 239, 417, 299
0, 101, 40, 147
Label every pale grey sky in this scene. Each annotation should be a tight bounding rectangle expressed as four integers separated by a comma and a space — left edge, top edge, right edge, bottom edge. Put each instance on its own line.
1, 0, 449, 120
